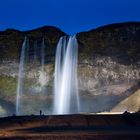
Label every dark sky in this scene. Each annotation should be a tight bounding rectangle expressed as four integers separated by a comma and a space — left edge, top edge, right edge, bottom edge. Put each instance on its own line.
0, 0, 140, 34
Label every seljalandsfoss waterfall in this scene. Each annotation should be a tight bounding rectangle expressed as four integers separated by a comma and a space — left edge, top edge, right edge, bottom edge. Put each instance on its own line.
0, 23, 139, 118
16, 35, 79, 115
39, 38, 47, 93
53, 36, 79, 114
16, 37, 29, 115
16, 37, 47, 115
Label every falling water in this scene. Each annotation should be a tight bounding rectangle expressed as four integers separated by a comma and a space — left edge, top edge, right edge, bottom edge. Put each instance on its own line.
39, 38, 47, 89
53, 36, 79, 114
33, 40, 37, 61
16, 37, 29, 115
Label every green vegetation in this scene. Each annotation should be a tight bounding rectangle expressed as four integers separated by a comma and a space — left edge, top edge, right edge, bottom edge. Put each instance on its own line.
0, 76, 16, 98
0, 106, 6, 116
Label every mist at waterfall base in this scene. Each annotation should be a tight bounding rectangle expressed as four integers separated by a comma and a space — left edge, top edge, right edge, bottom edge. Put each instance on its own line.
16, 36, 79, 115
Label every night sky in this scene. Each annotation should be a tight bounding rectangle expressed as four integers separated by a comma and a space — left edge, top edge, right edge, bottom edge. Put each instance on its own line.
0, 0, 140, 34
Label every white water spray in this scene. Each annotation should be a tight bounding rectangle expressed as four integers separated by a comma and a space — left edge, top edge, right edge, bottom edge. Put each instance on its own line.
53, 36, 80, 114
16, 37, 29, 115
39, 38, 47, 88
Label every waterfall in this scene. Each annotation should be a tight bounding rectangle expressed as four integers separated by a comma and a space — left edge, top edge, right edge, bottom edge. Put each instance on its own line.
16, 36, 79, 115
53, 36, 80, 114
39, 38, 47, 89
33, 40, 37, 61
16, 37, 29, 115
41, 38, 45, 73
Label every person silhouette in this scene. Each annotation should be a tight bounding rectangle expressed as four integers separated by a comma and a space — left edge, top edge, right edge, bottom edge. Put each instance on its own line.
40, 110, 42, 116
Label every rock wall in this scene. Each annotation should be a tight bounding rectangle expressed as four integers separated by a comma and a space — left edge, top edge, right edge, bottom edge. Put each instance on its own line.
77, 22, 140, 113
0, 22, 140, 116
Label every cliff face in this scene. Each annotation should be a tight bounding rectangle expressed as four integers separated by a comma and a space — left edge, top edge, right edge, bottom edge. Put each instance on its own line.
0, 22, 140, 116
77, 22, 140, 65
0, 26, 66, 116
0, 26, 66, 61
77, 22, 140, 112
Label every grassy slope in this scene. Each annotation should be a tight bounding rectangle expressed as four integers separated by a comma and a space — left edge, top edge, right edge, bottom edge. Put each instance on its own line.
111, 89, 140, 112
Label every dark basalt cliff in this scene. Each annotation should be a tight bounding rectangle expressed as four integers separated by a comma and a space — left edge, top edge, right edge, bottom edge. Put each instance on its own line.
76, 22, 140, 113
77, 22, 140, 65
0, 22, 140, 64
0, 26, 66, 61
0, 22, 140, 116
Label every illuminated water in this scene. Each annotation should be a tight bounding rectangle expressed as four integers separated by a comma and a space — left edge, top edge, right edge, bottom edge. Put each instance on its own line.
53, 36, 80, 114
16, 36, 79, 115
39, 38, 47, 89
16, 37, 29, 115
16, 38, 47, 115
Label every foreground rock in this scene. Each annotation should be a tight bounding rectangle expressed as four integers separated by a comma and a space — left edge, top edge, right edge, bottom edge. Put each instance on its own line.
0, 113, 140, 140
